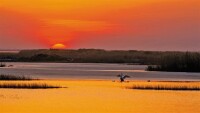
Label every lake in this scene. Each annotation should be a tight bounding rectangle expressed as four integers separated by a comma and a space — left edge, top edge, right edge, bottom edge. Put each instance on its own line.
0, 63, 200, 113
0, 63, 200, 81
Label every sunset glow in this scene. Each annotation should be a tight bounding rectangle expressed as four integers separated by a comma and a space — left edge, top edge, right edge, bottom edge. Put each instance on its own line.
1, 1, 200, 113
0, 0, 199, 50
52, 43, 66, 49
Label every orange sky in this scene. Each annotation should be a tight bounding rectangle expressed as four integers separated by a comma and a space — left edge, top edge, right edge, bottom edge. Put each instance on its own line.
0, 0, 199, 50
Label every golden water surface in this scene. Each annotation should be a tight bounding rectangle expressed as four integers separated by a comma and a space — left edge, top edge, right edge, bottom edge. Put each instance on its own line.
0, 80, 200, 113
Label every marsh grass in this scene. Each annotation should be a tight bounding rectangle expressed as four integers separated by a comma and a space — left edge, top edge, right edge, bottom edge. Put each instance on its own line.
0, 83, 62, 89
127, 82, 200, 91
0, 74, 35, 81
129, 85, 200, 91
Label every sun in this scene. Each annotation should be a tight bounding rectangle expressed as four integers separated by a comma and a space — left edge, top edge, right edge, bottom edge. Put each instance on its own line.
51, 43, 66, 49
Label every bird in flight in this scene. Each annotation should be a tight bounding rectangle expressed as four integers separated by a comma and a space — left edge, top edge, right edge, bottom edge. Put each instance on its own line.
117, 73, 130, 82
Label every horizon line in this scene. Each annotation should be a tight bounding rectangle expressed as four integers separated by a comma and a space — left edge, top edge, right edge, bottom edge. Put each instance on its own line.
0, 48, 199, 52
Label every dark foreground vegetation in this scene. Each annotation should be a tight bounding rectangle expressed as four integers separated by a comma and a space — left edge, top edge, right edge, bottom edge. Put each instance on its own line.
147, 52, 200, 72
0, 83, 62, 89
0, 74, 35, 81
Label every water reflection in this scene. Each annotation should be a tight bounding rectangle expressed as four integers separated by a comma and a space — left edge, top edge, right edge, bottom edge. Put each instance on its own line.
1, 63, 200, 81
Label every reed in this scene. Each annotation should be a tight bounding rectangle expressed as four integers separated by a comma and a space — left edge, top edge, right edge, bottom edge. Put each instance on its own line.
127, 82, 200, 91
0, 74, 34, 81
0, 83, 62, 89
129, 85, 200, 91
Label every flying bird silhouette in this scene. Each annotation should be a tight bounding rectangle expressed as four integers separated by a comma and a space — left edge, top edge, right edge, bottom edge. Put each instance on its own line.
117, 73, 130, 82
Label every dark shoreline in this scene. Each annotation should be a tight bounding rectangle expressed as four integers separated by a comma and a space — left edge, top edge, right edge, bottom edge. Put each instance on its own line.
1, 49, 200, 73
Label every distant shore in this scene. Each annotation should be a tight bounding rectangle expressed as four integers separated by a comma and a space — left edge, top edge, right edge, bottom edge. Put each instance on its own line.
1, 49, 200, 72
0, 49, 197, 63
0, 50, 19, 53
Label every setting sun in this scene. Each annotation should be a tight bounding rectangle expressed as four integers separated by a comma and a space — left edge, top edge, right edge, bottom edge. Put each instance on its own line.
52, 43, 66, 49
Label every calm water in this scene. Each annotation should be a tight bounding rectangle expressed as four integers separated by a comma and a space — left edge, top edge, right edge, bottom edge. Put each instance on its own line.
0, 81, 200, 113
0, 62, 200, 81
0, 63, 200, 113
